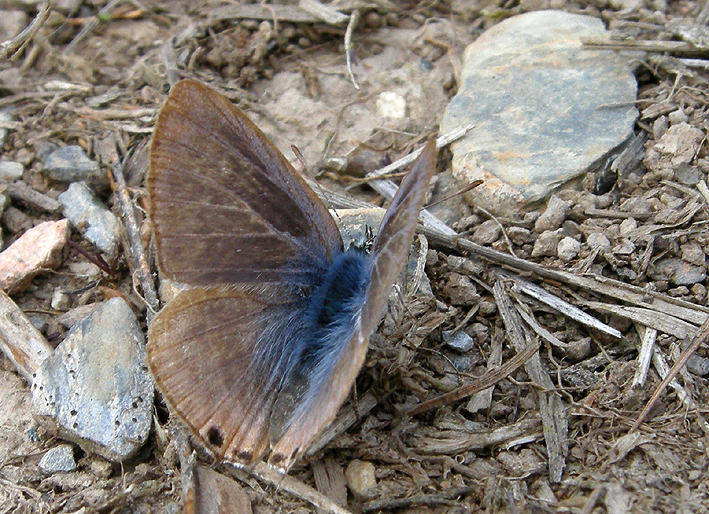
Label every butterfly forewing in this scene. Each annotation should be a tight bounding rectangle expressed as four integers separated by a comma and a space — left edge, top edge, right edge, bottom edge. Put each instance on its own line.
148, 284, 310, 465
148, 80, 343, 287
360, 141, 437, 335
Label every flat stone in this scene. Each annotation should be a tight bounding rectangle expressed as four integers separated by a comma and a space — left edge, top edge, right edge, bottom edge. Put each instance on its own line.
43, 145, 99, 183
0, 160, 23, 181
39, 444, 77, 474
59, 182, 122, 257
31, 298, 153, 462
440, 10, 638, 214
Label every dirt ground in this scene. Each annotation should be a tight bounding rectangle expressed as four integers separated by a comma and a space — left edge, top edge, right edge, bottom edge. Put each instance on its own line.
1, 0, 709, 513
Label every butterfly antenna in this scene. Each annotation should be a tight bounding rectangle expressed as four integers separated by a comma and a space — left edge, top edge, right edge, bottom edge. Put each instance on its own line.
291, 144, 360, 250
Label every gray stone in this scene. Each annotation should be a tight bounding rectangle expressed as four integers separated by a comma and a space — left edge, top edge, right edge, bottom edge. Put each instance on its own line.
535, 195, 568, 232
59, 182, 121, 257
0, 160, 23, 181
43, 146, 99, 183
651, 258, 707, 286
440, 10, 638, 214
31, 298, 153, 462
442, 330, 475, 352
557, 236, 581, 262
38, 444, 76, 474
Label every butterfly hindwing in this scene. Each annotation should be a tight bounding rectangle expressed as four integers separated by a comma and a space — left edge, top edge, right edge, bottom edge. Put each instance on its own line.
148, 284, 310, 466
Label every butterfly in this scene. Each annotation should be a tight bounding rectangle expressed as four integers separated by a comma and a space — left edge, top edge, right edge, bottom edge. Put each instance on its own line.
147, 79, 437, 471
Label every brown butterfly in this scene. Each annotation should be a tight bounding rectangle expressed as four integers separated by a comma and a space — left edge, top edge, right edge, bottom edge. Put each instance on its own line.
147, 79, 437, 471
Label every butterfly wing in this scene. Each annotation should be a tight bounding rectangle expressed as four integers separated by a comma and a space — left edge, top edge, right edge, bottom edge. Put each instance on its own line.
267, 141, 438, 470
360, 140, 438, 335
148, 79, 343, 287
148, 284, 311, 466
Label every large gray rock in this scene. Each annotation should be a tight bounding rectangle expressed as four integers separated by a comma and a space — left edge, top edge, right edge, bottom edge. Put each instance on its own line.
31, 298, 153, 462
440, 10, 638, 214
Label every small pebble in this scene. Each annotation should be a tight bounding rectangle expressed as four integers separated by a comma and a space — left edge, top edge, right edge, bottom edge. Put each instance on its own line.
653, 258, 706, 286
51, 289, 71, 311
345, 460, 377, 500
531, 230, 561, 257
1, 206, 32, 234
586, 232, 611, 252
39, 444, 76, 474
681, 242, 705, 266
507, 226, 533, 245
0, 160, 23, 181
446, 273, 480, 306
667, 109, 688, 124
557, 236, 581, 261
442, 330, 475, 352
376, 92, 406, 119
472, 219, 501, 245
535, 195, 568, 232
0, 220, 69, 294
687, 355, 709, 376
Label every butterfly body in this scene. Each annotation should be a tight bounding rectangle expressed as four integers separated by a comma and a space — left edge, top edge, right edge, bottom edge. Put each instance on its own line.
148, 79, 437, 471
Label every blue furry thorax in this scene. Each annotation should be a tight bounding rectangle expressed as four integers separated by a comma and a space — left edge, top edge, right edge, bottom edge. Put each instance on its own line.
301, 247, 370, 364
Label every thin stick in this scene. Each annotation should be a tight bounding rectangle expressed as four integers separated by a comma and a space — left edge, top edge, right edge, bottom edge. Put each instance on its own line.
344, 10, 360, 90
406, 339, 540, 416
0, 0, 51, 61
110, 152, 160, 321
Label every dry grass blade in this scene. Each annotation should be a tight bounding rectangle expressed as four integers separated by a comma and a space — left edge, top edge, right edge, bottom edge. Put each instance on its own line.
632, 324, 657, 388
0, 0, 50, 61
